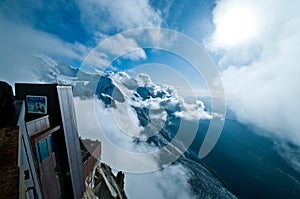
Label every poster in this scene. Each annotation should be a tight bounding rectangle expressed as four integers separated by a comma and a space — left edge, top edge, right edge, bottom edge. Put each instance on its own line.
26, 95, 47, 114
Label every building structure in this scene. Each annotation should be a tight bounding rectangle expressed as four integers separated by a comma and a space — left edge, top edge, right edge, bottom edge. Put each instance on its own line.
0, 81, 123, 199
0, 82, 100, 199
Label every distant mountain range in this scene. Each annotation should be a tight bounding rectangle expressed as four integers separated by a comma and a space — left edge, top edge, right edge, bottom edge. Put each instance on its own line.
35, 55, 238, 198
34, 55, 300, 199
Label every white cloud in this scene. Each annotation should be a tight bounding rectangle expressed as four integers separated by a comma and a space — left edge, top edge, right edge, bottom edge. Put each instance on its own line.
113, 72, 213, 121
83, 34, 147, 69
75, 0, 162, 35
74, 0, 169, 67
114, 72, 139, 89
74, 97, 196, 199
101, 34, 147, 62
125, 163, 196, 199
208, 0, 300, 157
207, 0, 300, 66
123, 49, 147, 61
174, 100, 212, 121
0, 13, 90, 85
153, 81, 211, 121
74, 97, 141, 150
83, 51, 111, 69
275, 142, 300, 173
73, 71, 214, 171
137, 73, 152, 86
209, 0, 261, 49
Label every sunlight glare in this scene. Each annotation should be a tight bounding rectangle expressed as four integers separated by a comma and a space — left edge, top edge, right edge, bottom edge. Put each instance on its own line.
214, 5, 259, 47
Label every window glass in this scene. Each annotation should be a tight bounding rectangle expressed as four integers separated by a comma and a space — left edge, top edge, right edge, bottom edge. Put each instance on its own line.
48, 136, 54, 153
39, 139, 49, 161
35, 143, 41, 163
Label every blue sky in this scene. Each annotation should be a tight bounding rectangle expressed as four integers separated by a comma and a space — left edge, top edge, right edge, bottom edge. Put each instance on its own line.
0, 0, 216, 68
0, 0, 216, 96
1, 0, 300, 167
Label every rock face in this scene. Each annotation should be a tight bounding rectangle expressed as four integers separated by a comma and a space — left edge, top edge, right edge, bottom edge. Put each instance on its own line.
83, 163, 127, 199
115, 172, 125, 192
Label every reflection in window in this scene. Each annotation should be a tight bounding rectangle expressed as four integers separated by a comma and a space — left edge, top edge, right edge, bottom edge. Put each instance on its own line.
35, 143, 41, 163
48, 136, 54, 153
39, 139, 49, 161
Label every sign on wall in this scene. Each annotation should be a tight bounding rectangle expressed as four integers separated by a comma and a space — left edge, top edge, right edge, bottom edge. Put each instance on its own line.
26, 95, 47, 114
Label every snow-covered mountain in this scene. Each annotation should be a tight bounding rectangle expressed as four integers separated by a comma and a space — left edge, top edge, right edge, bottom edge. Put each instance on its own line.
35, 56, 237, 198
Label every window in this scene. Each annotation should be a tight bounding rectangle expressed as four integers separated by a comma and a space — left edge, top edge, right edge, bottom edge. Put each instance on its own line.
24, 170, 30, 180
48, 136, 54, 153
35, 138, 52, 163
39, 139, 49, 161
35, 143, 41, 163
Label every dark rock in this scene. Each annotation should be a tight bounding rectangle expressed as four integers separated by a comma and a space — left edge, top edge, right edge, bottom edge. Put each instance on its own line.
136, 87, 152, 100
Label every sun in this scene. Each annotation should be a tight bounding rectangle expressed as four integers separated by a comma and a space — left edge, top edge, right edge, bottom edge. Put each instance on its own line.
213, 4, 259, 47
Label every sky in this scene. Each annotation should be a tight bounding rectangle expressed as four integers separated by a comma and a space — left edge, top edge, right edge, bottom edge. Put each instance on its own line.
1, 0, 299, 145
1, 0, 300, 195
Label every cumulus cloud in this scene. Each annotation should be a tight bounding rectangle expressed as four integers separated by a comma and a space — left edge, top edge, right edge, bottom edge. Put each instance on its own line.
114, 72, 213, 121
207, 0, 300, 166
114, 72, 139, 89
174, 100, 212, 121
137, 73, 152, 86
